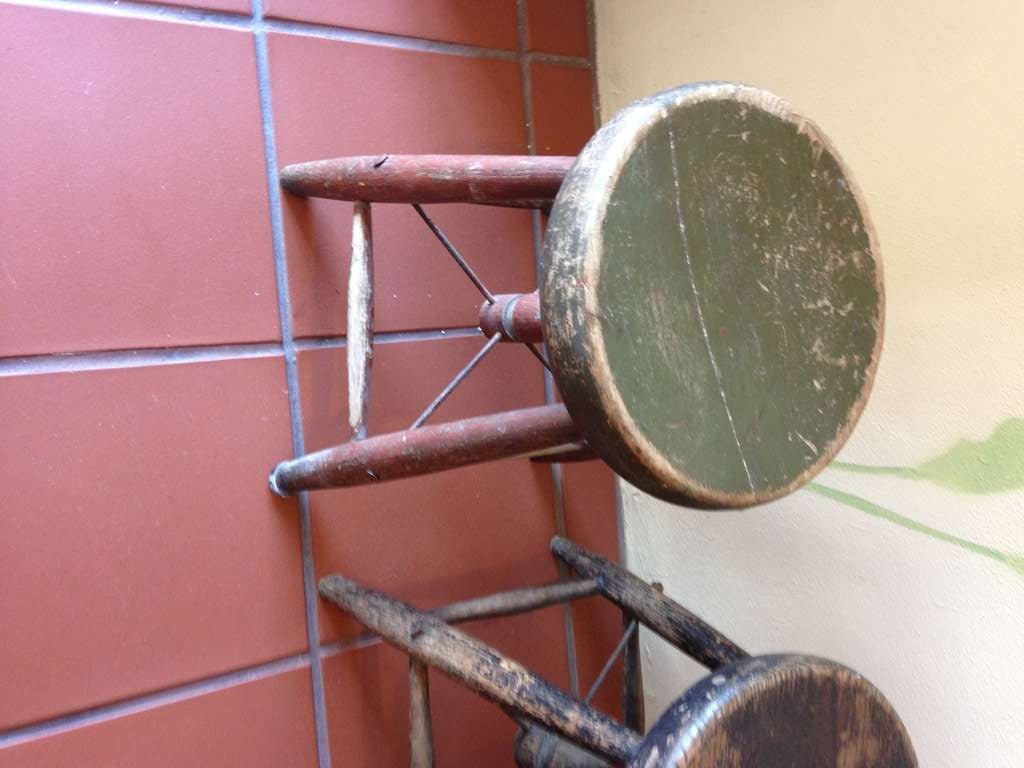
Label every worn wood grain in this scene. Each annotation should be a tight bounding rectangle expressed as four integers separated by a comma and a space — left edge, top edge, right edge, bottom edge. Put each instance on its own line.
630, 655, 917, 767
479, 292, 543, 343
280, 154, 574, 208
270, 404, 580, 495
621, 609, 645, 733
348, 200, 373, 439
409, 659, 435, 768
551, 536, 746, 670
318, 573, 643, 764
541, 82, 883, 508
332, 579, 601, 658
318, 537, 916, 766
431, 579, 599, 624
527, 443, 598, 464
514, 725, 610, 767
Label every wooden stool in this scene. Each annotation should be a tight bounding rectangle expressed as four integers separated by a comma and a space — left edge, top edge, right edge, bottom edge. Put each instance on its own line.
281, 81, 906, 765
269, 81, 882, 510
635, 655, 915, 768
318, 537, 916, 767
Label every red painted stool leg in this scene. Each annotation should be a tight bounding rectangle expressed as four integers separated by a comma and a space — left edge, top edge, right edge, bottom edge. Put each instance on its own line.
280, 154, 574, 208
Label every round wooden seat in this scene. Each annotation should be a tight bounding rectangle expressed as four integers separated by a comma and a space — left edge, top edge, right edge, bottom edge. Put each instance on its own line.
542, 82, 883, 508
631, 654, 916, 767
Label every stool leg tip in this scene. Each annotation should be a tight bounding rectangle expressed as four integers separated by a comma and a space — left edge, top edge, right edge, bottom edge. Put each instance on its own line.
268, 464, 291, 497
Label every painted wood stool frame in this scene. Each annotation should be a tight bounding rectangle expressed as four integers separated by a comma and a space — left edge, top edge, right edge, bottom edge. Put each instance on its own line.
268, 81, 903, 765
318, 536, 917, 767
268, 82, 883, 511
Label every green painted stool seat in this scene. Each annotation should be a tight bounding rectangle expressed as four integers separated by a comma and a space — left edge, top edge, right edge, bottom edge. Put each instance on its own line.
542, 82, 883, 508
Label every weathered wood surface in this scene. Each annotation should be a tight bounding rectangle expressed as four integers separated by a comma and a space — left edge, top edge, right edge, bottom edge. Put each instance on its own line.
479, 292, 543, 343
631, 654, 917, 767
527, 443, 598, 464
280, 154, 574, 208
621, 610, 645, 733
541, 82, 883, 508
339, 579, 602, 650
347, 201, 373, 440
409, 659, 435, 768
431, 579, 599, 624
319, 538, 916, 766
318, 574, 643, 764
269, 404, 580, 495
551, 536, 746, 670
514, 726, 610, 768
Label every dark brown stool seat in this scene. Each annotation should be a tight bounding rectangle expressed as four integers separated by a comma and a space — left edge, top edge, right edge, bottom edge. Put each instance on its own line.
634, 654, 916, 768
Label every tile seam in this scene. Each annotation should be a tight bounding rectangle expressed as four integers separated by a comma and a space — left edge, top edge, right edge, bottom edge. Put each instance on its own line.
516, 0, 581, 700
0, 327, 482, 378
586, 0, 602, 130
0, 652, 311, 750
0, 341, 283, 377
250, 5, 330, 765
0, 0, 590, 67
0, 626, 413, 752
1, 0, 248, 27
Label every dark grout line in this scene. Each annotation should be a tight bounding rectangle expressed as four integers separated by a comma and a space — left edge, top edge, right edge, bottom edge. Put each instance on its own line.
586, 0, 602, 127
1, 0, 249, 27
0, 327, 483, 378
0, 341, 284, 377
517, 1, 535, 157
0, 652, 311, 750
319, 633, 382, 660
2, 0, 591, 68
264, 16, 516, 61
516, 0, 582, 700
526, 51, 591, 69
251, 1, 330, 764
549, 459, 581, 696
598, 0, 620, 578
614, 473, 629, 569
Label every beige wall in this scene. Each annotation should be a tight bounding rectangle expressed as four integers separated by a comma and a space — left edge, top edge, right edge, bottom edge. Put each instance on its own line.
595, 1, 1024, 765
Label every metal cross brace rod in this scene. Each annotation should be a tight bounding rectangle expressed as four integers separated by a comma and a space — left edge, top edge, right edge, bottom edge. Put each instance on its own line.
412, 203, 551, 372
412, 203, 495, 304
410, 333, 503, 430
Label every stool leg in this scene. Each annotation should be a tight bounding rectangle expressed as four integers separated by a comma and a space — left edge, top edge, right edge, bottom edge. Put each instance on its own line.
514, 725, 609, 767
280, 154, 574, 208
551, 537, 747, 670
270, 404, 580, 495
348, 201, 373, 440
318, 573, 642, 764
621, 610, 645, 733
409, 659, 435, 768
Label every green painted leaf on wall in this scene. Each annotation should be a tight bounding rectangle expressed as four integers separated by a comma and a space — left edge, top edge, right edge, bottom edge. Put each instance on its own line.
832, 417, 1024, 495
916, 418, 1024, 494
807, 483, 1024, 576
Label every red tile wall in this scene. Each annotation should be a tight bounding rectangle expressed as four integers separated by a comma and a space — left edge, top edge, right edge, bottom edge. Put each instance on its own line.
527, 0, 590, 58
0, 1, 618, 765
0, 8, 278, 356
